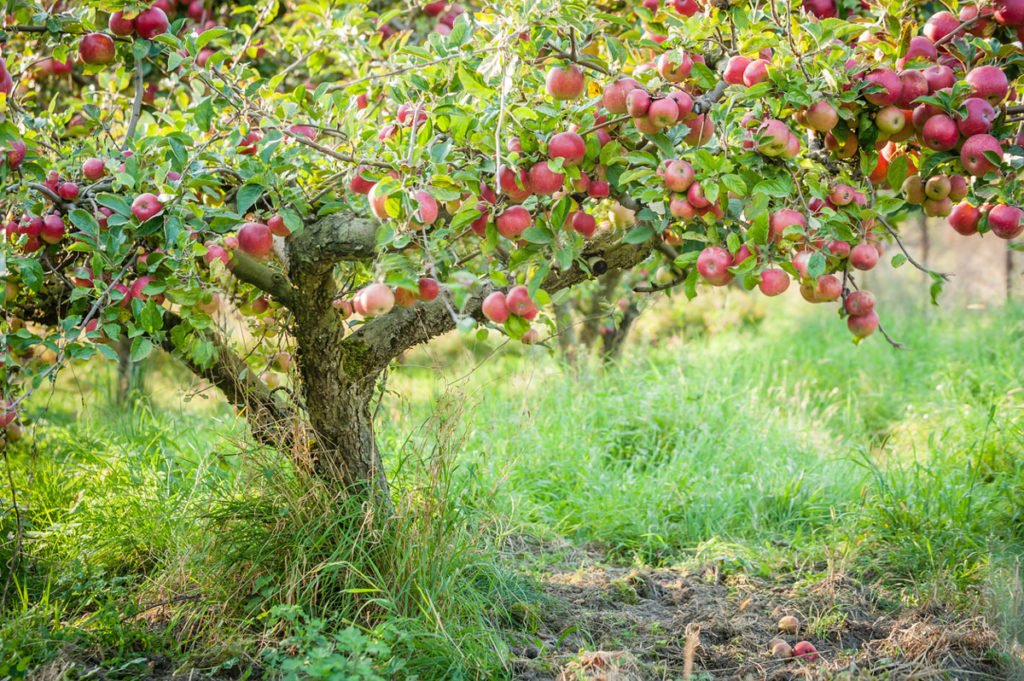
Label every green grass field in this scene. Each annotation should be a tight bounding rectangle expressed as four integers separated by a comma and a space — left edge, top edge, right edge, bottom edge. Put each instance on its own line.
2, 298, 1023, 679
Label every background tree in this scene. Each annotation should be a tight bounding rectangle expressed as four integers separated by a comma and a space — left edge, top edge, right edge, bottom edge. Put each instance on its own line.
2, 0, 1023, 502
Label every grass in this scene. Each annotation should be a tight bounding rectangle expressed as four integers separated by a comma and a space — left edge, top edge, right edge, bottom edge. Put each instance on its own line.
2, 296, 1023, 678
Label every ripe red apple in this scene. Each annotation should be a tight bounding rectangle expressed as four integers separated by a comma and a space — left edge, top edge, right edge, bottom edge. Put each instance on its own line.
657, 52, 692, 82
602, 78, 641, 114
923, 65, 955, 92
771, 640, 793, 659
41, 214, 65, 244
626, 88, 652, 117
482, 291, 509, 323
647, 98, 679, 128
830, 184, 855, 206
570, 211, 597, 238
497, 165, 532, 202
898, 36, 938, 68
668, 90, 693, 119
769, 208, 806, 242
204, 244, 229, 265
960, 134, 1002, 176
548, 131, 586, 166
845, 290, 876, 316
804, 101, 838, 132
924, 11, 961, 42
758, 268, 790, 296
723, 56, 751, 85
496, 206, 531, 238
757, 119, 791, 156
988, 204, 1023, 238
995, 0, 1024, 26
683, 114, 714, 146
949, 202, 982, 235
921, 114, 959, 151
546, 65, 585, 100
268, 215, 290, 237
3, 138, 26, 171
815, 274, 842, 301
367, 182, 389, 219
742, 59, 770, 87
696, 246, 733, 286
131, 192, 163, 221
663, 160, 695, 192
361, 283, 395, 316
803, 0, 836, 18
948, 175, 969, 201
863, 68, 902, 106
0, 403, 16, 428
588, 180, 610, 198
414, 189, 439, 225
109, 11, 135, 36
895, 70, 929, 108
958, 97, 996, 136
850, 243, 879, 270
670, 197, 695, 219
687, 181, 709, 208
394, 287, 417, 308
237, 222, 273, 258
847, 311, 879, 339
965, 65, 1009, 104
418, 277, 440, 301
506, 285, 537, 318
58, 182, 79, 200
529, 162, 565, 195
79, 33, 116, 65
135, 7, 170, 40
82, 157, 105, 181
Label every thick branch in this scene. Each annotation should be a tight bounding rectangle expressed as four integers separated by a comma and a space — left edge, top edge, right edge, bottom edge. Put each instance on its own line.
345, 232, 656, 377
229, 250, 297, 306
162, 311, 302, 449
287, 209, 379, 275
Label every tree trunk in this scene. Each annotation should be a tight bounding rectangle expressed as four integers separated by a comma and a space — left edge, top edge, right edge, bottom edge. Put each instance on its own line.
553, 301, 578, 364
116, 335, 142, 404
601, 302, 639, 363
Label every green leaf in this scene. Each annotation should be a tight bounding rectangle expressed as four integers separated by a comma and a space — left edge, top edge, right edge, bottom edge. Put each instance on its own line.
236, 183, 265, 215
522, 226, 553, 244
96, 193, 132, 216
130, 337, 154, 362
457, 65, 495, 98
808, 252, 826, 279
68, 208, 99, 236
623, 224, 655, 244
886, 154, 908, 190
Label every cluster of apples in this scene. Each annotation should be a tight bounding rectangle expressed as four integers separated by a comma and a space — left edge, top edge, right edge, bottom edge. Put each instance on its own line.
770, 615, 820, 662
481, 286, 542, 343
330, 277, 441, 319
420, 2, 466, 37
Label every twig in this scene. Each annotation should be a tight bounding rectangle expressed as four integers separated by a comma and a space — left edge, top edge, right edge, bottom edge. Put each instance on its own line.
933, 15, 982, 48
123, 55, 145, 150
877, 214, 952, 281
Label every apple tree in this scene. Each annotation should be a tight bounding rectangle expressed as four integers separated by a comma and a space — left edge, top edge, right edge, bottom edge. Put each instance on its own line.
2, 0, 1023, 499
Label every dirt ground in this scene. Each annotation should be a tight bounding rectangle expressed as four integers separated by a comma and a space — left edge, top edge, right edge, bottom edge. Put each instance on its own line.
506, 542, 1013, 681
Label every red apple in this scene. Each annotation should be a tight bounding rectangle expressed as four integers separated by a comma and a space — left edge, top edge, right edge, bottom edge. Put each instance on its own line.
418, 277, 440, 301
850, 243, 879, 270
921, 114, 959, 151
742, 59, 770, 87
845, 290, 875, 316
361, 283, 395, 316
79, 33, 116, 65
548, 131, 586, 166
131, 192, 163, 221
863, 68, 902, 106
414, 189, 439, 225
758, 268, 790, 296
482, 291, 509, 323
960, 134, 1002, 176
506, 285, 537, 318
570, 211, 597, 238
697, 246, 733, 286
546, 65, 585, 100
723, 56, 751, 85
958, 97, 996, 136
135, 7, 169, 40
769, 208, 806, 242
268, 215, 290, 237
237, 222, 273, 258
847, 311, 879, 339
82, 157, 105, 181
529, 161, 565, 195
988, 204, 1023, 238
496, 206, 531, 238
602, 78, 641, 114
949, 201, 981, 235
41, 214, 65, 244
108, 11, 135, 36
804, 101, 838, 132
657, 52, 692, 82
965, 65, 1009, 104
664, 160, 695, 192
497, 165, 532, 202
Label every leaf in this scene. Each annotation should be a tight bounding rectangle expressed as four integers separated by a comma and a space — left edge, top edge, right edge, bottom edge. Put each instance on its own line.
130, 337, 154, 362
886, 154, 908, 189
807, 252, 827, 279
623, 224, 655, 244
721, 174, 746, 196
96, 193, 132, 216
236, 183, 265, 215
457, 65, 495, 98
68, 209, 99, 236
522, 226, 553, 244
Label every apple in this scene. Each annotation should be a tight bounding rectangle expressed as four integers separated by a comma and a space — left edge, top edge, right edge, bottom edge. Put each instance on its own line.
41, 214, 65, 244
803, 0, 836, 18
949, 202, 981, 235
757, 119, 790, 156
82, 157, 105, 181
686, 181, 709, 208
960, 134, 1002, 176
135, 7, 170, 39
815, 274, 842, 301
954, 98, 995, 138
673, 0, 700, 15
418, 277, 440, 301
923, 196, 953, 217
570, 211, 597, 238
506, 285, 537, 318
898, 36, 938, 67
497, 165, 532, 202
923, 175, 950, 201
895, 70, 928, 108
742, 59, 770, 87
995, 0, 1024, 26
696, 246, 733, 286
830, 184, 855, 206
668, 90, 693, 119
361, 283, 395, 316
548, 131, 586, 166
496, 206, 531, 238
79, 33, 116, 65
845, 290, 875, 316
826, 240, 851, 258
863, 68, 902, 106
924, 11, 961, 42
331, 297, 353, 318
394, 287, 417, 308
657, 52, 692, 82
367, 182, 389, 219
238, 222, 273, 258
0, 403, 16, 428
546, 65, 585, 100
988, 204, 1023, 239
723, 56, 751, 85
670, 197, 695, 219
414, 189, 439, 225
875, 106, 905, 135
663, 160, 695, 192
771, 640, 793, 659
965, 65, 1009, 104
902, 174, 926, 203
847, 311, 879, 339
923, 65, 955, 92
131, 193, 163, 221
850, 243, 879, 270
804, 101, 838, 132
769, 208, 806, 243
626, 88, 652, 117
948, 175, 969, 201
758, 268, 790, 296
109, 11, 135, 36
57, 182, 79, 200
528, 162, 564, 195
204, 244, 229, 265
647, 98, 679, 128
921, 114, 959, 151
589, 180, 610, 198
481, 291, 509, 323
3, 139, 26, 171
683, 114, 714, 146
602, 78, 641, 113
778, 616, 800, 634
825, 131, 858, 158
268, 215, 290, 237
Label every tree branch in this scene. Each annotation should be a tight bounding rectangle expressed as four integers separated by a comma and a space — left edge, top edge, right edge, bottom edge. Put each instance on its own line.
344, 232, 656, 377
286, 209, 379, 275
228, 250, 297, 306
